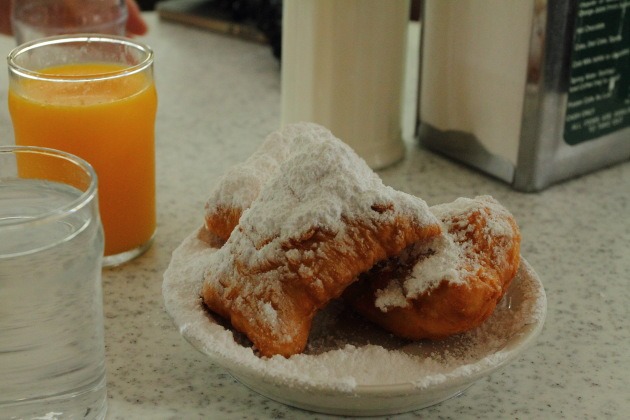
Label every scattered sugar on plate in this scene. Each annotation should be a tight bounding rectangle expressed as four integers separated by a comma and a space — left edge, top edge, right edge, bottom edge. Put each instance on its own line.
163, 227, 546, 393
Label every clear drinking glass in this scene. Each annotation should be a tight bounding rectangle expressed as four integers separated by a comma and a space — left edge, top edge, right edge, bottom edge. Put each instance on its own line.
0, 145, 107, 419
11, 0, 128, 45
8, 34, 158, 267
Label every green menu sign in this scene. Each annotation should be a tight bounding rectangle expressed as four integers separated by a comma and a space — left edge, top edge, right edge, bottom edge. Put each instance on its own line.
564, 0, 630, 145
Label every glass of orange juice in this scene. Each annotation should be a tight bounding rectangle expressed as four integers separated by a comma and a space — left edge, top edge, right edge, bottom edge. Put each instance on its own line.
8, 35, 157, 267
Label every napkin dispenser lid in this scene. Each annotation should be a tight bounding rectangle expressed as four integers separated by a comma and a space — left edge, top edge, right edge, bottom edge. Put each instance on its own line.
417, 0, 630, 192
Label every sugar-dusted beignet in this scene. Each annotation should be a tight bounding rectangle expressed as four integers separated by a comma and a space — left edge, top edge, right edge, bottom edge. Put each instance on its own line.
201, 127, 441, 357
345, 196, 521, 340
203, 122, 330, 241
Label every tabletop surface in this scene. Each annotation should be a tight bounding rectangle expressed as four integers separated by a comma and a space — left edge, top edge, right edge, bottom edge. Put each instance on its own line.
1, 13, 628, 420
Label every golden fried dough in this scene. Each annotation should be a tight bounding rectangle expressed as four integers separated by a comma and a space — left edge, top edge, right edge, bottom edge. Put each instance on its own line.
344, 196, 521, 340
201, 126, 441, 357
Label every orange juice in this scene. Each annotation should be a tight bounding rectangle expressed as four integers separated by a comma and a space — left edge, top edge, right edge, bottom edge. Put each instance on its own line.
9, 63, 157, 257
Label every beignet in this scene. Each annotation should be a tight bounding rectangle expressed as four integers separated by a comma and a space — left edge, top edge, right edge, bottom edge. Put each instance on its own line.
344, 196, 521, 340
201, 125, 441, 357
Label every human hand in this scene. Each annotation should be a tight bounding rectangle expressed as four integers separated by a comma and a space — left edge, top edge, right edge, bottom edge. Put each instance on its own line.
125, 0, 148, 36
0, 0, 11, 35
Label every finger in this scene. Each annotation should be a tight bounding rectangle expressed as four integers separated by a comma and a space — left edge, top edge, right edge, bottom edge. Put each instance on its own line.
125, 0, 148, 36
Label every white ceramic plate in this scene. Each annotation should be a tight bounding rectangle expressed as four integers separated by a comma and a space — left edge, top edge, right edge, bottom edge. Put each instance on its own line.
163, 228, 547, 417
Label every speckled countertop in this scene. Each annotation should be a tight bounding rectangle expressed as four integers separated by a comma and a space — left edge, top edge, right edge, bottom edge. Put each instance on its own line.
1, 13, 628, 420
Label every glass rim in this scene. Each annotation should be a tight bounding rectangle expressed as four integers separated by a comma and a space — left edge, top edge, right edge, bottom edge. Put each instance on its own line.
0, 145, 99, 229
7, 33, 154, 83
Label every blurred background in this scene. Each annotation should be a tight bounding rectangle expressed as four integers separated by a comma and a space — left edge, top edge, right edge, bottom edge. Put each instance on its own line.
150, 0, 422, 60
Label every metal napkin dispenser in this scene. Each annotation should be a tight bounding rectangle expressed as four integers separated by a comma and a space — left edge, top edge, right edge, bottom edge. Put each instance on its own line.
417, 0, 630, 192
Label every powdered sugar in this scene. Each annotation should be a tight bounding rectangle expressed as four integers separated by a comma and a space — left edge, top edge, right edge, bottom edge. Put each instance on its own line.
163, 123, 545, 412
374, 281, 410, 310
204, 123, 329, 215
202, 123, 438, 334
432, 195, 516, 239
233, 124, 431, 245
163, 227, 546, 393
374, 195, 520, 310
